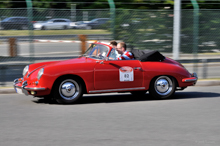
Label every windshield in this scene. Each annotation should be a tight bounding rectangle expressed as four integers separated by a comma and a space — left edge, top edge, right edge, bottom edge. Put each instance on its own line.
46, 19, 53, 23
83, 44, 109, 59
2, 17, 12, 22
90, 19, 98, 23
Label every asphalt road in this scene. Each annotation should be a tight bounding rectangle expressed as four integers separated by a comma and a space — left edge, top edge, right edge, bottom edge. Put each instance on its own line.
0, 86, 220, 146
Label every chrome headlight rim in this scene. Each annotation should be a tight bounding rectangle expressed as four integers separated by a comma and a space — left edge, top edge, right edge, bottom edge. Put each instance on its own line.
23, 65, 29, 77
37, 68, 44, 80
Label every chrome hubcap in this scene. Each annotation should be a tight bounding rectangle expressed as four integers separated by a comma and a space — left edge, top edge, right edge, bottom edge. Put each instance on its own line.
59, 79, 79, 100
155, 76, 172, 96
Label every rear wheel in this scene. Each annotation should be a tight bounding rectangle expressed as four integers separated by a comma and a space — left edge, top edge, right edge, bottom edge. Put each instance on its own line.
86, 26, 92, 30
63, 25, 67, 29
53, 78, 83, 104
41, 26, 46, 30
149, 76, 176, 99
21, 25, 28, 30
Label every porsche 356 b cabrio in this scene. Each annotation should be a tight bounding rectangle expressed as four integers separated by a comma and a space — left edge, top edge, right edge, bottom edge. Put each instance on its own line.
14, 42, 197, 104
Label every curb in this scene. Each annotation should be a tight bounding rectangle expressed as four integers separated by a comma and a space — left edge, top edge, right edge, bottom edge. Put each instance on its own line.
196, 80, 220, 86
1, 80, 220, 94
0, 88, 15, 94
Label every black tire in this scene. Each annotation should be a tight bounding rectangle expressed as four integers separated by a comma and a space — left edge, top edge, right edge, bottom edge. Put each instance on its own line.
130, 90, 147, 96
21, 25, 28, 30
53, 77, 83, 104
41, 26, 45, 30
86, 26, 92, 30
63, 25, 67, 29
149, 76, 176, 99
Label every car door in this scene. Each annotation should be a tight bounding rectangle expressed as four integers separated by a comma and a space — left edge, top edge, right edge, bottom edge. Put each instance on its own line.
94, 60, 144, 90
60, 20, 68, 29
46, 20, 54, 29
52, 20, 60, 29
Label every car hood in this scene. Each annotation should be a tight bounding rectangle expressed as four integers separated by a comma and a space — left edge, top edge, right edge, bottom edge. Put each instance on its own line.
26, 57, 94, 79
45, 57, 91, 68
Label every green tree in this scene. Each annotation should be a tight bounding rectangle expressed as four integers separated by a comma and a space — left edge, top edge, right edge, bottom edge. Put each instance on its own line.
0, 0, 219, 9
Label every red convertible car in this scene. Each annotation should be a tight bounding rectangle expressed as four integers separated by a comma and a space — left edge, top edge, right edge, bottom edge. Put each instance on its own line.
14, 42, 197, 104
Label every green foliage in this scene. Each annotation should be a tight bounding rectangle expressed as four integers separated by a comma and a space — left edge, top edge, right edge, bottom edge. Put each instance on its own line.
113, 9, 173, 51
0, 0, 219, 9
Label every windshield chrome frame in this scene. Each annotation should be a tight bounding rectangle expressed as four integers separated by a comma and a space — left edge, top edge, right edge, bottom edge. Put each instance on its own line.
83, 43, 111, 60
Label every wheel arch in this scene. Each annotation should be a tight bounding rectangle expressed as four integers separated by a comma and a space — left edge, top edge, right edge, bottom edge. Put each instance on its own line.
51, 74, 87, 94
150, 75, 179, 88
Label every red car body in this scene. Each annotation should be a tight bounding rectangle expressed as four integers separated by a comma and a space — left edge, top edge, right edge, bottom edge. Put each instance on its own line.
14, 42, 197, 104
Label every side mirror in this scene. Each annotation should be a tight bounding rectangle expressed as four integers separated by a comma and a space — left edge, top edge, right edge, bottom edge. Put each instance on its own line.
100, 57, 109, 64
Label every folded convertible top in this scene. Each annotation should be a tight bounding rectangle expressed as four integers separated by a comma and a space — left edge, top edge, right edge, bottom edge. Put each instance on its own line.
131, 49, 165, 62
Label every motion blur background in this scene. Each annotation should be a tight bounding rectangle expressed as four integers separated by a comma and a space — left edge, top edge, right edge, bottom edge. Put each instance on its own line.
0, 0, 220, 87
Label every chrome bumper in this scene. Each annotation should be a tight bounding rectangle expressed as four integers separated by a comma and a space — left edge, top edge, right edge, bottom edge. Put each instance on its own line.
13, 78, 29, 95
13, 78, 46, 95
182, 73, 198, 85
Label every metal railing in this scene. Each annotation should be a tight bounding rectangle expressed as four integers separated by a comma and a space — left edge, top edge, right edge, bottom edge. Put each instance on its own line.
1, 8, 220, 86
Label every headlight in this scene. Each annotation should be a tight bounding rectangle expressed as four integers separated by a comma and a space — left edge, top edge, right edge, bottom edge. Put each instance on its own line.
37, 68, 44, 80
23, 65, 29, 76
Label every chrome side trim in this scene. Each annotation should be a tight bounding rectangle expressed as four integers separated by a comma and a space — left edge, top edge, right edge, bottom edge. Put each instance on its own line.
184, 78, 197, 82
89, 87, 145, 93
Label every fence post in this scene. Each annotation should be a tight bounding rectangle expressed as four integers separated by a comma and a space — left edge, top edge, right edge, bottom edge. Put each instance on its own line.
108, 0, 115, 40
202, 59, 207, 79
79, 35, 87, 55
0, 66, 6, 87
190, 0, 199, 73
26, 0, 35, 63
172, 0, 181, 60
9, 38, 17, 57
71, 4, 76, 22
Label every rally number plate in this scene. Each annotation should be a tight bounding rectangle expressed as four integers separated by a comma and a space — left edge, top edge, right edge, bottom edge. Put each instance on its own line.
15, 87, 23, 94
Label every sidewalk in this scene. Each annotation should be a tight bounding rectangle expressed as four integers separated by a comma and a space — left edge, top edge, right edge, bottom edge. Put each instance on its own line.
1, 79, 220, 94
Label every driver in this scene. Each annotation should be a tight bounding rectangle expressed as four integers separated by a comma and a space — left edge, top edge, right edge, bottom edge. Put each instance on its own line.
116, 42, 134, 60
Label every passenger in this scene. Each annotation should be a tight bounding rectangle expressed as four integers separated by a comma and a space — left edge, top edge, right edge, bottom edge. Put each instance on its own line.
116, 42, 134, 60
109, 40, 117, 49
109, 40, 120, 58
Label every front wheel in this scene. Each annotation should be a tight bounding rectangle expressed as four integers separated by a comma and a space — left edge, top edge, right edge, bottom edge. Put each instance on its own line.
63, 25, 67, 29
41, 26, 46, 30
53, 78, 83, 104
21, 25, 28, 30
149, 76, 176, 99
86, 26, 92, 30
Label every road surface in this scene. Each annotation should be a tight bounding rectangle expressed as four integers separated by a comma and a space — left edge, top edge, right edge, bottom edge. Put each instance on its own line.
0, 86, 220, 146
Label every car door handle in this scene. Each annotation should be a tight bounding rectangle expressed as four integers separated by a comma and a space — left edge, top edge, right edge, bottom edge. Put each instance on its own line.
134, 67, 141, 70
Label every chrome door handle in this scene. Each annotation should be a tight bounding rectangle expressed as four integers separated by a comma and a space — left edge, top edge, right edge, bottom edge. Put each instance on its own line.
134, 67, 141, 70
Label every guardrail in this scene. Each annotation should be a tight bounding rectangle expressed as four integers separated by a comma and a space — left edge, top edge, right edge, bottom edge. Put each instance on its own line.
0, 59, 220, 87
